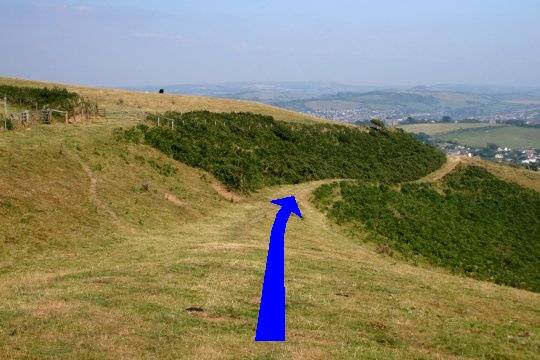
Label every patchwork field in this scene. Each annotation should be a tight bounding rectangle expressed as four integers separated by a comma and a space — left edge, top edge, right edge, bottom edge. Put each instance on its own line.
400, 122, 540, 150
436, 126, 540, 149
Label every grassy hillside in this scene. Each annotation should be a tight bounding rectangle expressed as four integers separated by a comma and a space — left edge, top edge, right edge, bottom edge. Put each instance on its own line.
313, 166, 540, 291
399, 122, 498, 135
125, 111, 445, 193
0, 77, 324, 124
464, 156, 540, 191
0, 79, 539, 359
0, 121, 222, 256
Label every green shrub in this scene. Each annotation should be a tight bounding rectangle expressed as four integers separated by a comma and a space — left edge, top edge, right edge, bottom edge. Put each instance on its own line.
0, 85, 95, 119
0, 85, 81, 110
124, 111, 445, 193
120, 124, 147, 144
148, 159, 177, 177
314, 166, 540, 292
4, 117, 14, 131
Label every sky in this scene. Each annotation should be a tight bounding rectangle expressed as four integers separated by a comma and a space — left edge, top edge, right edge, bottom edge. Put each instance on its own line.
1, 0, 539, 87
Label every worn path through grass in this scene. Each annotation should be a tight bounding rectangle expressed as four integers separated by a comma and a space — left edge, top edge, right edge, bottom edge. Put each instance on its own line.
1, 177, 539, 359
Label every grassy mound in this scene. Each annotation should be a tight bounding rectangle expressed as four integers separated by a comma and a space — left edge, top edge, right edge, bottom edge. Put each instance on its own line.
123, 111, 445, 193
313, 166, 540, 291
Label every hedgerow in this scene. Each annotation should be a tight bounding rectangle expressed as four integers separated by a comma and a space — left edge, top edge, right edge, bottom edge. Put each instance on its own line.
313, 166, 540, 291
123, 111, 445, 193
0, 85, 85, 114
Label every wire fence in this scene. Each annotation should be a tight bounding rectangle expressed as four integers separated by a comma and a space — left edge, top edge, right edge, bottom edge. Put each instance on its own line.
0, 96, 109, 131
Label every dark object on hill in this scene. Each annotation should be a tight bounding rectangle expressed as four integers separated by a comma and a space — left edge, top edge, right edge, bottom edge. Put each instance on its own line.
313, 165, 540, 292
123, 111, 445, 193
159, 89, 165, 94
370, 118, 386, 130
185, 306, 204, 312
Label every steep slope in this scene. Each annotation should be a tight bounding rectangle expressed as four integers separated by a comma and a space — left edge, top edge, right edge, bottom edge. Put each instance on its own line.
313, 166, 540, 291
0, 80, 539, 359
0, 120, 223, 255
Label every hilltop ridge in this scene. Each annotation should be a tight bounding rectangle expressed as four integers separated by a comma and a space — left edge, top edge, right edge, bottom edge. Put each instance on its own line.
0, 77, 326, 124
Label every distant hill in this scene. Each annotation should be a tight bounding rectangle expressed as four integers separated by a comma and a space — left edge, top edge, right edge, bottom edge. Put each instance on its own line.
278, 88, 540, 122
128, 81, 540, 123
126, 81, 381, 103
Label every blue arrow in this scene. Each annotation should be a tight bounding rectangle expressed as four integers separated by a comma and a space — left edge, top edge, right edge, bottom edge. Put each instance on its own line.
255, 195, 302, 342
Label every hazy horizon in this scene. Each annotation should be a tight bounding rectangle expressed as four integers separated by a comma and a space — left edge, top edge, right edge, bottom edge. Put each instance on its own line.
1, 0, 539, 88
126, 80, 539, 91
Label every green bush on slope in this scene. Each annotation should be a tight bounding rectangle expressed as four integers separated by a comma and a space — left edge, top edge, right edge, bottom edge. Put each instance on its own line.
123, 111, 445, 193
313, 166, 540, 291
0, 85, 97, 116
0, 84, 88, 114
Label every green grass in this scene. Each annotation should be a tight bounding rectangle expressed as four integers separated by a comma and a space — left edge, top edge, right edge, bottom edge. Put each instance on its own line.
435, 126, 540, 149
313, 166, 540, 291
124, 111, 445, 193
399, 122, 498, 135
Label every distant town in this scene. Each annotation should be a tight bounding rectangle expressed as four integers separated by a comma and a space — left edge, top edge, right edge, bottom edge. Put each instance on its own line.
400, 121, 540, 171
304, 107, 540, 126
296, 105, 540, 171
434, 142, 539, 171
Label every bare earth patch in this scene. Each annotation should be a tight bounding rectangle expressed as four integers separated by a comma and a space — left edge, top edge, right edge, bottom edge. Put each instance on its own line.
164, 192, 184, 206
210, 181, 243, 202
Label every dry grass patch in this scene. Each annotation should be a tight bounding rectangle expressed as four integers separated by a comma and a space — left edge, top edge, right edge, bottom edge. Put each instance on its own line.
0, 76, 327, 125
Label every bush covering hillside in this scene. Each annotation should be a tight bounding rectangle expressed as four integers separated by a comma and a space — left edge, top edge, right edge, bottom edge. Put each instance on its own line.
0, 85, 83, 112
122, 111, 445, 192
313, 166, 540, 291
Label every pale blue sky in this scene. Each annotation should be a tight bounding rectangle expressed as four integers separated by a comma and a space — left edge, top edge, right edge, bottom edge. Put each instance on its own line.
1, 0, 539, 87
